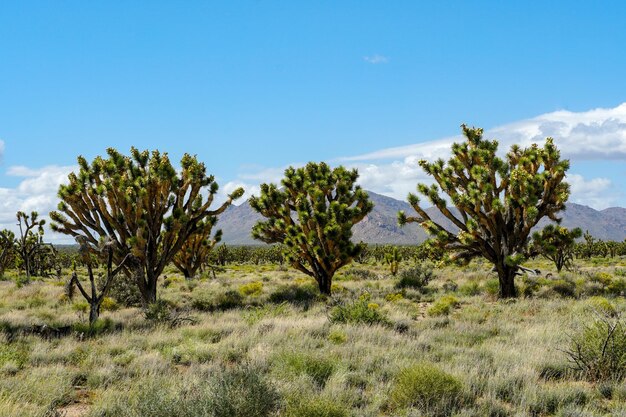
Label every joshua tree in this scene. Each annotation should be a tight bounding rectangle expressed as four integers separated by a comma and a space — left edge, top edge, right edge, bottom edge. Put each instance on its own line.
0, 230, 15, 278
385, 246, 401, 276
15, 211, 46, 282
50, 147, 243, 306
532, 225, 582, 272
69, 237, 131, 325
250, 162, 373, 295
173, 218, 222, 279
399, 125, 570, 298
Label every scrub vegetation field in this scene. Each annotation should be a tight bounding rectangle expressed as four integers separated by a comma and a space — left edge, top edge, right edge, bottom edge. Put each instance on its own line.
2, 131, 626, 417
1, 254, 626, 417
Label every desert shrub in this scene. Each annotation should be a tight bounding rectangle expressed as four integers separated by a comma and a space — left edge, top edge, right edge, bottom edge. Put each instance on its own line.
72, 318, 119, 337
345, 268, 378, 281
527, 385, 589, 415
538, 362, 571, 381
551, 279, 577, 298
478, 398, 510, 417
389, 362, 464, 416
607, 278, 626, 296
328, 329, 347, 344
591, 272, 613, 286
105, 276, 143, 307
328, 294, 390, 326
269, 283, 318, 305
191, 290, 244, 312
385, 292, 404, 302
212, 290, 244, 310
101, 297, 119, 311
0, 341, 30, 369
238, 281, 263, 296
520, 276, 540, 297
89, 367, 279, 417
72, 301, 89, 314
144, 300, 172, 323
565, 311, 626, 382
580, 281, 606, 297
207, 366, 280, 417
285, 395, 348, 417
484, 278, 500, 297
428, 295, 460, 317
279, 352, 336, 387
442, 279, 458, 292
396, 264, 433, 290
585, 297, 616, 316
459, 281, 481, 296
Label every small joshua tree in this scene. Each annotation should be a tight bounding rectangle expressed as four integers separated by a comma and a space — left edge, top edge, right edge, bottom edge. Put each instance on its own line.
532, 225, 582, 272
399, 125, 570, 298
51, 148, 243, 306
385, 246, 402, 276
173, 218, 222, 279
250, 162, 373, 295
0, 230, 15, 279
15, 211, 46, 283
69, 237, 131, 325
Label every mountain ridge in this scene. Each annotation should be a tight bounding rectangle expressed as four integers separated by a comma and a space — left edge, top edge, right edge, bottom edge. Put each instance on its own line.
218, 191, 626, 245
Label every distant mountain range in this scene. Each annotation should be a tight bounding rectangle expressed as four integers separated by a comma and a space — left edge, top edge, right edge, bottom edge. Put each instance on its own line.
218, 191, 626, 245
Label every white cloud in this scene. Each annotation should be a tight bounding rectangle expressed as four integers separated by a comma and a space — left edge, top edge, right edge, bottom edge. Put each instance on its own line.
0, 165, 76, 243
343, 103, 626, 162
566, 174, 617, 210
364, 54, 389, 64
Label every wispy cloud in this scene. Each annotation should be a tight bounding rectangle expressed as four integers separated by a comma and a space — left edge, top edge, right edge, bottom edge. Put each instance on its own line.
342, 103, 626, 162
363, 54, 388, 64
0, 165, 76, 243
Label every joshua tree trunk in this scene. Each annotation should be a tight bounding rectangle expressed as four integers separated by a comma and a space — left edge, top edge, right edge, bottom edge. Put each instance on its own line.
316, 272, 332, 296
496, 264, 518, 298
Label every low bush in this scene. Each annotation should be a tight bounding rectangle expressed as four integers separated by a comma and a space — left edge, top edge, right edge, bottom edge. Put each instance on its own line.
328, 294, 390, 326
238, 281, 263, 296
459, 281, 481, 296
268, 283, 318, 305
428, 295, 460, 317
564, 311, 626, 382
72, 318, 119, 337
484, 279, 500, 297
389, 362, 464, 416
607, 278, 626, 296
101, 297, 119, 311
285, 395, 348, 417
550, 279, 577, 298
191, 290, 244, 312
396, 264, 434, 290
207, 366, 280, 417
279, 352, 336, 387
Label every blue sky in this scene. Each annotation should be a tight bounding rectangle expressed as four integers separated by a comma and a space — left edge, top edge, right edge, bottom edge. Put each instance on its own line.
1, 2, 626, 238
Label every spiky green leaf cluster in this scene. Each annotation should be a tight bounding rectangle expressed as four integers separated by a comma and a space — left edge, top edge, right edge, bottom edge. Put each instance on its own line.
50, 147, 243, 303
532, 225, 582, 272
400, 125, 570, 297
249, 162, 373, 294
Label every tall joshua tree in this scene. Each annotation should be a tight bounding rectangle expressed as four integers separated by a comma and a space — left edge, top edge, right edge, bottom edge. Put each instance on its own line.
399, 125, 570, 298
250, 162, 373, 295
173, 217, 222, 279
15, 211, 46, 282
51, 148, 243, 305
